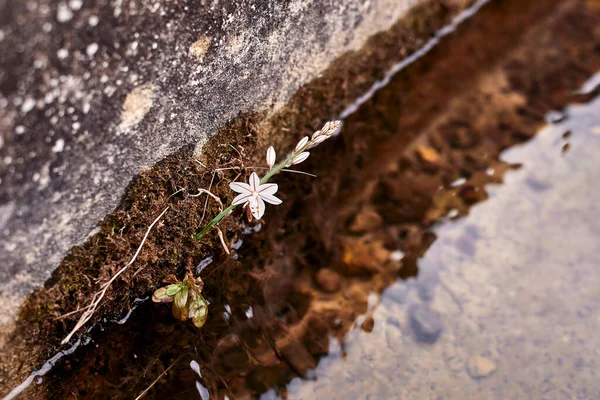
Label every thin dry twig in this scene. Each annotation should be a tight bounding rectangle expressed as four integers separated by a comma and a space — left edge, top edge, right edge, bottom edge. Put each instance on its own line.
227, 144, 243, 159
166, 187, 186, 202
199, 173, 216, 225
194, 159, 208, 169
60, 207, 170, 345
54, 306, 87, 321
134, 355, 185, 400
188, 188, 223, 210
216, 227, 230, 255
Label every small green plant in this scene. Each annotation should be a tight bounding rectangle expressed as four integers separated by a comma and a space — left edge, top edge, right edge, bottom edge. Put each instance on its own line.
155, 121, 340, 329
195, 120, 341, 240
152, 272, 208, 328
61, 122, 341, 342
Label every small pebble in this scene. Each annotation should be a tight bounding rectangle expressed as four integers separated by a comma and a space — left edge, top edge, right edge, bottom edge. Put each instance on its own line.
467, 356, 497, 379
416, 145, 442, 171
409, 304, 443, 344
361, 316, 375, 332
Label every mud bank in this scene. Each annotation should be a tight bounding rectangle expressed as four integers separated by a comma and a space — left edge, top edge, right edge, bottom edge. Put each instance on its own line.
2, 0, 600, 398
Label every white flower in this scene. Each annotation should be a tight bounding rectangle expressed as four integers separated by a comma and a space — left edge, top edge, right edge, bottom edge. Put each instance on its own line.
266, 146, 276, 169
229, 172, 282, 220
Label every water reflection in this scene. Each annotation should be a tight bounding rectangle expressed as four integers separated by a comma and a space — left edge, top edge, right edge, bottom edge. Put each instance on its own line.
275, 97, 600, 399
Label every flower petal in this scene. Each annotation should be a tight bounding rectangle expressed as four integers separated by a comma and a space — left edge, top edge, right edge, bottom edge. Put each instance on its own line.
294, 136, 309, 152
260, 192, 282, 205
266, 146, 276, 169
229, 181, 252, 194
250, 198, 266, 220
249, 172, 260, 191
258, 183, 278, 195
291, 151, 310, 165
231, 192, 253, 205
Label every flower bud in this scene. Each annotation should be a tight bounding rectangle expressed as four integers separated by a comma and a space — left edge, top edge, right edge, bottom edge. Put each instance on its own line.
291, 151, 310, 165
295, 136, 309, 152
266, 146, 276, 169
323, 120, 341, 136
313, 134, 329, 144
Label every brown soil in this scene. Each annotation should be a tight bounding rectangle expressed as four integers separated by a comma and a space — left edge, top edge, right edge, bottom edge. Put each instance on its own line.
2, 0, 600, 399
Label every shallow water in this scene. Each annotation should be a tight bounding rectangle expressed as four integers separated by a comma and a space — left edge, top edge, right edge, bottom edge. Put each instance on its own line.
267, 97, 600, 399
4, 0, 600, 398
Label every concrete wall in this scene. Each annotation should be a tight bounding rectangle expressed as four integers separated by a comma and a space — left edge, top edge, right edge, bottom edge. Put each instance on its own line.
0, 0, 426, 325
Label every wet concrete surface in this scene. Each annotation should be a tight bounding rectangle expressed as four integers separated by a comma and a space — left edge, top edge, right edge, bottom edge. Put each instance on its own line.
273, 95, 600, 400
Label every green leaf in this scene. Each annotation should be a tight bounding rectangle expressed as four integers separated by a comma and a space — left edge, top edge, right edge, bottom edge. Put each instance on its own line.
174, 287, 189, 310
152, 287, 174, 303
165, 284, 184, 296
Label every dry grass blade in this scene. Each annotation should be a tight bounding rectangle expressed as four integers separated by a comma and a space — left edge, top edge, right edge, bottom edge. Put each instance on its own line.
60, 206, 170, 345
134, 355, 184, 400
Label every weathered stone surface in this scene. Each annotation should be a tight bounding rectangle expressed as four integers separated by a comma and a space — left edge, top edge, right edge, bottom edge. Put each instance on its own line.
409, 303, 443, 344
0, 0, 426, 325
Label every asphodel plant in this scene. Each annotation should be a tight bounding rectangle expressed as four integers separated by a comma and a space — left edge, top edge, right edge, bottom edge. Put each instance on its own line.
194, 120, 341, 240
154, 121, 341, 329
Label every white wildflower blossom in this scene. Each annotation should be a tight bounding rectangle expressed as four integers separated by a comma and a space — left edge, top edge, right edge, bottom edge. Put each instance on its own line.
291, 151, 310, 165
266, 146, 276, 169
229, 172, 282, 220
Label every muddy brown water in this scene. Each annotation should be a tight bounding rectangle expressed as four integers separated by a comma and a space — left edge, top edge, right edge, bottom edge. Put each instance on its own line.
5, 0, 600, 399
276, 93, 600, 400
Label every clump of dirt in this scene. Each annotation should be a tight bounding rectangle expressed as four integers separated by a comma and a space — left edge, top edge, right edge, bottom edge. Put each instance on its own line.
2, 0, 600, 398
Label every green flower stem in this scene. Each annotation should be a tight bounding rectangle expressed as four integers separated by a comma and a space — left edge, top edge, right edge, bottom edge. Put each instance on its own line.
194, 204, 236, 240
260, 158, 290, 184
194, 146, 307, 241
